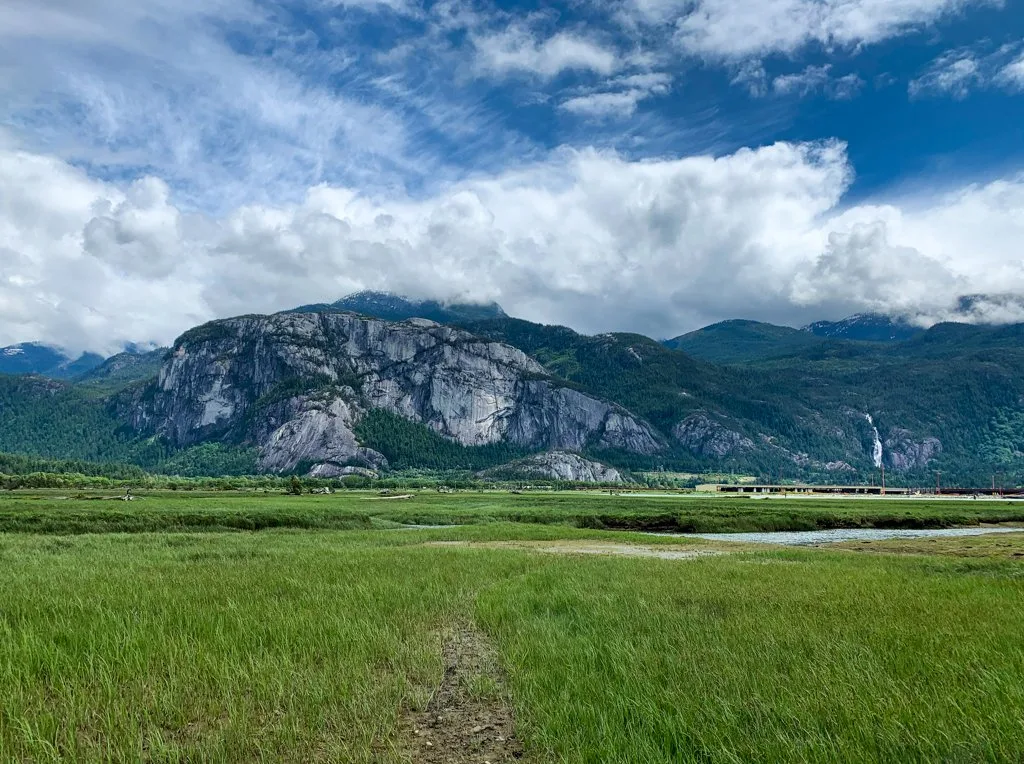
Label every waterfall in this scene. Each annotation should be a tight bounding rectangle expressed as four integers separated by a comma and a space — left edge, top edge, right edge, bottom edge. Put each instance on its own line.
865, 414, 883, 469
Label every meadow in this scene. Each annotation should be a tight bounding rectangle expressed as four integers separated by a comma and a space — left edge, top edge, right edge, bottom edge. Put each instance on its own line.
1, 490, 1022, 762
2, 489, 1024, 534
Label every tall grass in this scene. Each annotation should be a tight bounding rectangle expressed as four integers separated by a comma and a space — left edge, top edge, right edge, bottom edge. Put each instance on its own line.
478, 551, 1024, 762
1, 491, 1023, 534
0, 500, 1023, 761
0, 533, 535, 761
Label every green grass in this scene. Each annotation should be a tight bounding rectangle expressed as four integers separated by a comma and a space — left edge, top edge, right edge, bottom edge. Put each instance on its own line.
832, 532, 1024, 558
479, 550, 1024, 762
1, 494, 1023, 762
0, 490, 1023, 535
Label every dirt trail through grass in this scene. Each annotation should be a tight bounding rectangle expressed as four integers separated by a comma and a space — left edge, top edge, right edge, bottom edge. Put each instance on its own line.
401, 625, 523, 763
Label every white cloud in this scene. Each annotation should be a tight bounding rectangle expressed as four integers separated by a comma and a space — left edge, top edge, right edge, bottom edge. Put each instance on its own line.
560, 73, 672, 117
0, 0, 525, 212
4, 139, 1024, 354
473, 27, 619, 79
910, 41, 1024, 98
909, 51, 981, 98
772, 64, 865, 98
561, 91, 649, 117
613, 0, 1000, 59
322, 0, 416, 11
995, 51, 1024, 90
791, 179, 1024, 323
773, 65, 832, 95
731, 61, 768, 96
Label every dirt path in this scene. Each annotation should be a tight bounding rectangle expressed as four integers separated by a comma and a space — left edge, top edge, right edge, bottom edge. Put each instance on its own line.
400, 625, 523, 763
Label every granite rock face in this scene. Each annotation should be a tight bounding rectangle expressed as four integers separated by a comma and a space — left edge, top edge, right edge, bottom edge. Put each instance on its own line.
884, 429, 943, 471
673, 413, 754, 457
128, 312, 663, 473
483, 451, 624, 483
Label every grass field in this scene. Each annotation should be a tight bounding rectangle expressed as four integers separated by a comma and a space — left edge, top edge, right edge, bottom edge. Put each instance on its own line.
3, 489, 1024, 534
1, 491, 1023, 762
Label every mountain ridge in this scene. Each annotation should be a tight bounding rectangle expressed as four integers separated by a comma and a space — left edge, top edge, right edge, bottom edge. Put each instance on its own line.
290, 290, 508, 325
2, 292, 1023, 485
0, 343, 106, 379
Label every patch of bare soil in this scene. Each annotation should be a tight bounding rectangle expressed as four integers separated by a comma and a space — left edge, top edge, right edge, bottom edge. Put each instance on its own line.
400, 625, 523, 763
426, 540, 724, 560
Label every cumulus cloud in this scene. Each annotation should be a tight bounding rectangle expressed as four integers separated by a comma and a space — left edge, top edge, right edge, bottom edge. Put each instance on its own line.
4, 139, 1024, 354
473, 27, 619, 79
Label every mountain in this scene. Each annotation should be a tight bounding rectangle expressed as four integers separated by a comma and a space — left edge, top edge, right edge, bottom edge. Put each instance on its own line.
291, 290, 507, 325
2, 307, 1023, 486
458, 316, 1024, 484
664, 320, 825, 363
120, 312, 662, 477
803, 314, 923, 342
0, 375, 143, 463
0, 343, 105, 379
76, 348, 169, 392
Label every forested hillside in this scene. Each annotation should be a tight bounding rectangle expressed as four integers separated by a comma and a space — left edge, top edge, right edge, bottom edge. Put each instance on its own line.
1, 300, 1022, 486
459, 317, 1024, 486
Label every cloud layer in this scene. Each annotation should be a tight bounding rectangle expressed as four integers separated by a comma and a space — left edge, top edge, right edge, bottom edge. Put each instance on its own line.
3, 139, 1024, 354
2, 1, 1023, 355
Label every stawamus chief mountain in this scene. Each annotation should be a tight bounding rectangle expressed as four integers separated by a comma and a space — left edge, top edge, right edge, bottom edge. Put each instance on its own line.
1, 292, 1023, 485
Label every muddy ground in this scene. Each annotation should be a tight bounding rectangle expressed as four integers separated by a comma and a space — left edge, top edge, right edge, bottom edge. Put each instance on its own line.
400, 626, 523, 763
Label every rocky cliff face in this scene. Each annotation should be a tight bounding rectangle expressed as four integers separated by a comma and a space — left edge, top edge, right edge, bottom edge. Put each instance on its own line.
673, 413, 754, 457
884, 429, 943, 471
481, 451, 624, 483
128, 312, 663, 473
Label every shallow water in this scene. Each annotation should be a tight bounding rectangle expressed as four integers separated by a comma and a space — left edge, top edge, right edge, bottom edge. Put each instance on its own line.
664, 526, 1024, 546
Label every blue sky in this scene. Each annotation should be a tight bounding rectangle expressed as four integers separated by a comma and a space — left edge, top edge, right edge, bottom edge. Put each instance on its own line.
1, 0, 1024, 351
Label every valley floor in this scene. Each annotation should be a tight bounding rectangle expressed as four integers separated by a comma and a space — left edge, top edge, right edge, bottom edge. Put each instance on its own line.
1, 491, 1022, 762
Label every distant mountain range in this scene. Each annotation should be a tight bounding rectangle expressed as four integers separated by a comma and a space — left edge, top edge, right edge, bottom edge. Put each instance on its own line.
0, 343, 106, 380
1, 292, 1022, 485
0, 296, 1001, 380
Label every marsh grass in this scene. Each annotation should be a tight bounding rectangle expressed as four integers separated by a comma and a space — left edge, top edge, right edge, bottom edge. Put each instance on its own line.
832, 531, 1024, 559
2, 490, 1023, 535
0, 495, 1023, 762
0, 533, 538, 761
477, 550, 1024, 762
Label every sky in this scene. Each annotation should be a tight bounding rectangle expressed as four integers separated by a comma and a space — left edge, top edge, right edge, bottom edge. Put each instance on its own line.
1, 0, 1024, 354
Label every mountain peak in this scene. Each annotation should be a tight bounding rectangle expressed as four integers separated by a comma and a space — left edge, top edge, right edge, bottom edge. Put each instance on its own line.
0, 342, 106, 379
802, 314, 923, 342
288, 290, 507, 325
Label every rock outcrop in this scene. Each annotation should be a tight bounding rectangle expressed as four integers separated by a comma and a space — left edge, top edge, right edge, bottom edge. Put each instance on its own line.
673, 413, 754, 457
256, 395, 388, 475
884, 430, 943, 471
127, 312, 663, 473
481, 451, 624, 483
